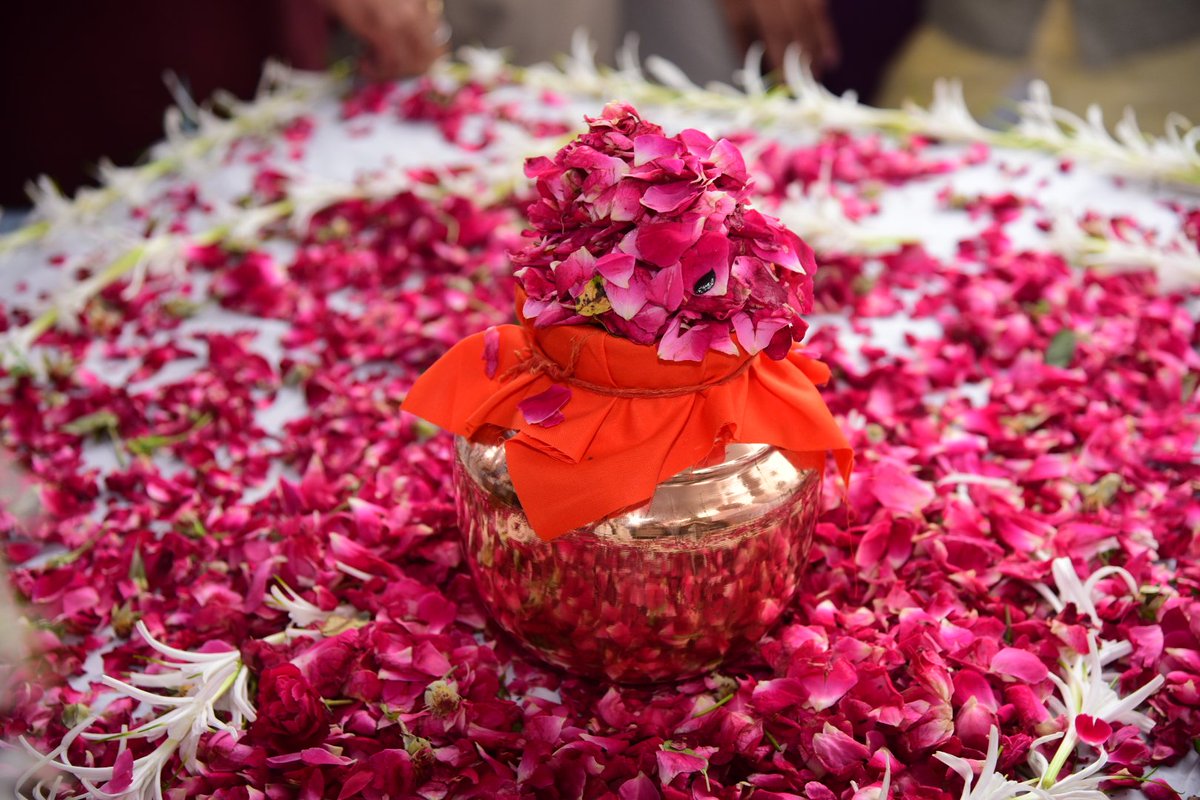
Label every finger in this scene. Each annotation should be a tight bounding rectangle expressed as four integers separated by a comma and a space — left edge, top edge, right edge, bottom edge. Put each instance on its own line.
368, 4, 439, 78
399, 2, 446, 73
750, 0, 792, 73
394, 12, 443, 74
783, 0, 829, 77
800, 0, 840, 70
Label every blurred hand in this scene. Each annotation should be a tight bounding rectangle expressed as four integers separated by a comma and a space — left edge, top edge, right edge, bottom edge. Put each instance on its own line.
722, 0, 840, 77
324, 0, 447, 81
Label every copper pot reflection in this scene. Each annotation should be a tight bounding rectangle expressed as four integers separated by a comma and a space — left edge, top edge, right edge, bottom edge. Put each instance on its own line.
454, 437, 819, 683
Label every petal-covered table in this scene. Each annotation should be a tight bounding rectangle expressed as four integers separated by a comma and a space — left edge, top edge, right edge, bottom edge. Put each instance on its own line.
1, 50, 1198, 799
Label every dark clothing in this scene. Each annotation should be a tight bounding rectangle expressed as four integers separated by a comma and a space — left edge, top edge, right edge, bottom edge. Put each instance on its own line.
0, 1, 328, 206
822, 0, 923, 102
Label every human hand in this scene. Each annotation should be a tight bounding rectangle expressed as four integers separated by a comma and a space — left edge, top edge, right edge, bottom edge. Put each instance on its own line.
324, 0, 447, 81
722, 0, 840, 77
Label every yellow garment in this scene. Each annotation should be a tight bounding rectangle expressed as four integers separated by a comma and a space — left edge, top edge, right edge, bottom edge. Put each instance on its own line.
878, 0, 1200, 129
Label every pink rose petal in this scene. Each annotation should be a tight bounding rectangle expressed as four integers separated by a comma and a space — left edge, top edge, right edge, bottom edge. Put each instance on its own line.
618, 773, 661, 800
797, 658, 859, 712
867, 458, 936, 515
812, 724, 869, 774
732, 312, 789, 356
100, 749, 134, 794
1075, 714, 1113, 746
991, 648, 1050, 683
655, 747, 710, 786
709, 138, 748, 183
482, 326, 500, 378
751, 677, 806, 712
641, 181, 700, 214
604, 277, 649, 320
636, 219, 704, 267
596, 253, 636, 289
518, 384, 572, 428
633, 133, 683, 165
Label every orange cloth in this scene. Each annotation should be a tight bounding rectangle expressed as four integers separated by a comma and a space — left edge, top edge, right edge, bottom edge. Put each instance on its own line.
403, 300, 852, 540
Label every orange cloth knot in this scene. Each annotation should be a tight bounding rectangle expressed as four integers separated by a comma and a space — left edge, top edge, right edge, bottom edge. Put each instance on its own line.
403, 293, 852, 540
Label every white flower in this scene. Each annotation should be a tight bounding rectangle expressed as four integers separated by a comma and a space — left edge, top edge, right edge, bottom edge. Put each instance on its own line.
614, 34, 646, 84
266, 581, 341, 628
554, 28, 606, 95
24, 176, 74, 226
283, 172, 358, 234
454, 45, 509, 84
1047, 633, 1164, 734
257, 58, 335, 99
644, 53, 701, 94
935, 727, 1036, 800
1015, 80, 1200, 185
153, 59, 334, 171
1033, 556, 1139, 628
774, 172, 904, 255
89, 621, 255, 755
730, 43, 768, 98
1025, 735, 1109, 800
1046, 209, 1200, 291
1030, 632, 1164, 789
334, 560, 377, 581
20, 731, 179, 800
95, 158, 157, 208
516, 36, 1200, 187
778, 46, 884, 131
221, 202, 290, 246
120, 234, 192, 300
900, 79, 990, 141
18, 621, 259, 800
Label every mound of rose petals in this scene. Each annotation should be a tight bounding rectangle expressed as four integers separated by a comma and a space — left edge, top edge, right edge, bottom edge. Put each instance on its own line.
516, 102, 817, 361
0, 74, 1199, 800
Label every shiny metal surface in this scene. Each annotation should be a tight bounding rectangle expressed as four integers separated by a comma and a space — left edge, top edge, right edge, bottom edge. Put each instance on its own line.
454, 436, 820, 683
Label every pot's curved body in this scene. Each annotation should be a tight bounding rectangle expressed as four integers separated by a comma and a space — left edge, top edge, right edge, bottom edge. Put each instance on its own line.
454, 437, 820, 683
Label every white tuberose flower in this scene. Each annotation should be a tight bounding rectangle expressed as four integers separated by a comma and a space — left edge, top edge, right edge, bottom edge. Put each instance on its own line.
266, 581, 340, 628
1047, 633, 1164, 734
1033, 556, 1138, 628
18, 621, 257, 800
935, 727, 1036, 800
1025, 737, 1109, 800
1030, 632, 1164, 791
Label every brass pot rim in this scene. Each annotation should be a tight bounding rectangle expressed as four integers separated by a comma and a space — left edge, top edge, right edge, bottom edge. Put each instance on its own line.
663, 443, 772, 484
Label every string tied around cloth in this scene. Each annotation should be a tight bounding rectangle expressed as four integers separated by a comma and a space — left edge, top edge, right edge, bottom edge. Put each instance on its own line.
501, 331, 754, 399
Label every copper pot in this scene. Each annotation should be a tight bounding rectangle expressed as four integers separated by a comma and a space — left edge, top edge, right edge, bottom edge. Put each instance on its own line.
454, 436, 820, 683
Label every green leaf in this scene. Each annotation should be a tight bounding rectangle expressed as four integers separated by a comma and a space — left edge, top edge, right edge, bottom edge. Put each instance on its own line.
129, 547, 148, 592
45, 536, 100, 569
126, 434, 174, 457
185, 517, 210, 539
61, 703, 93, 729
1027, 299, 1052, 319
126, 413, 213, 457
111, 602, 140, 638
1182, 371, 1198, 404
162, 297, 201, 319
413, 419, 441, 442
404, 733, 433, 758
62, 410, 119, 437
691, 692, 734, 718
1044, 329, 1077, 368
1079, 472, 1123, 510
